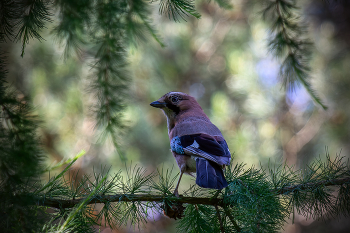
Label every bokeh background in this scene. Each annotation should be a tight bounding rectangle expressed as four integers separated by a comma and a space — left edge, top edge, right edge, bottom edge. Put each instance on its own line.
3, 0, 350, 232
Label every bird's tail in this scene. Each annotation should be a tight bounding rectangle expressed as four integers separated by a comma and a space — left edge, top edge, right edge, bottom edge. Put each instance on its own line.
196, 158, 228, 189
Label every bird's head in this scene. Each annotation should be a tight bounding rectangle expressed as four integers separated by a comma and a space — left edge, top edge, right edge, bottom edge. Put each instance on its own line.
150, 92, 205, 128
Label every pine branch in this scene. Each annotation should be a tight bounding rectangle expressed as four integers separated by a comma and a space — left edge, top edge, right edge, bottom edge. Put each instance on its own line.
159, 0, 201, 22
275, 176, 350, 195
6, 152, 348, 232
36, 194, 223, 209
261, 0, 327, 109
0, 55, 47, 232
28, 172, 350, 233
58, 175, 108, 232
0, 0, 17, 42
223, 206, 242, 232
214, 205, 225, 233
53, 0, 93, 58
15, 0, 52, 57
34, 176, 350, 208
127, 0, 164, 46
89, 22, 128, 161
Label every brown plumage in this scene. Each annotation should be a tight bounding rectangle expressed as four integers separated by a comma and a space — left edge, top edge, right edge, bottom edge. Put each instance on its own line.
150, 92, 231, 196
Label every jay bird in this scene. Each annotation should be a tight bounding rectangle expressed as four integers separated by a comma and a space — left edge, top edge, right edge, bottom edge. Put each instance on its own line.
150, 92, 231, 197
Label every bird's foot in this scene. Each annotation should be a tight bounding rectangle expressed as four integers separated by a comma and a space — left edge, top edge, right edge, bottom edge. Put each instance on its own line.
162, 201, 185, 219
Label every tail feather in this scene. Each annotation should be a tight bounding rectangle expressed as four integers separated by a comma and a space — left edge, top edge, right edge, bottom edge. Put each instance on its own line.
196, 159, 228, 189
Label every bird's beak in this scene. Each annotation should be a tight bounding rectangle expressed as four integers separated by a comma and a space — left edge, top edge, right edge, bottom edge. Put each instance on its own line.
150, 101, 167, 108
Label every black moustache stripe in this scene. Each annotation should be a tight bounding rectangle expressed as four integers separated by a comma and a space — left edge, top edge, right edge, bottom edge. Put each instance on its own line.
166, 103, 180, 114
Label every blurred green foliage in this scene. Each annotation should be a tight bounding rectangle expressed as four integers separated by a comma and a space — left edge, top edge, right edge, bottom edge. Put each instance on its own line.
2, 0, 350, 232
4, 0, 349, 195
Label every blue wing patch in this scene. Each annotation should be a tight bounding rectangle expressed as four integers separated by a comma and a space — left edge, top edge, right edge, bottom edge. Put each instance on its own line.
170, 136, 184, 154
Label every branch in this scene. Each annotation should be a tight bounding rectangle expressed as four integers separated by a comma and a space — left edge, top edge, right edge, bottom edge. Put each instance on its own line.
261, 0, 327, 109
223, 206, 241, 232
37, 194, 223, 209
36, 177, 350, 209
215, 205, 225, 233
275, 177, 350, 195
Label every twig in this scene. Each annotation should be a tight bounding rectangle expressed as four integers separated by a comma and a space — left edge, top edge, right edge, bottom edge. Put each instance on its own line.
36, 194, 223, 209
275, 177, 350, 195
34, 176, 350, 210
215, 205, 225, 233
222, 206, 241, 232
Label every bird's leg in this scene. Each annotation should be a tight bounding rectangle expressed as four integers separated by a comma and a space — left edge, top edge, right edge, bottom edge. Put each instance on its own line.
173, 172, 184, 197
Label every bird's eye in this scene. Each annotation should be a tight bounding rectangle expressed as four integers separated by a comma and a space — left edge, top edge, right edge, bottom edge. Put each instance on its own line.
171, 96, 179, 103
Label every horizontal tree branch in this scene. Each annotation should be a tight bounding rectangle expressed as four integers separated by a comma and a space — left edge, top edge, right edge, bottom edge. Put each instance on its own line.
35, 177, 350, 210
275, 177, 350, 195
36, 194, 223, 209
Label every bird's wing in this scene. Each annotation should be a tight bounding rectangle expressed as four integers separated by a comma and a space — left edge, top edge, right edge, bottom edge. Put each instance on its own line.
183, 147, 220, 164
177, 134, 230, 166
